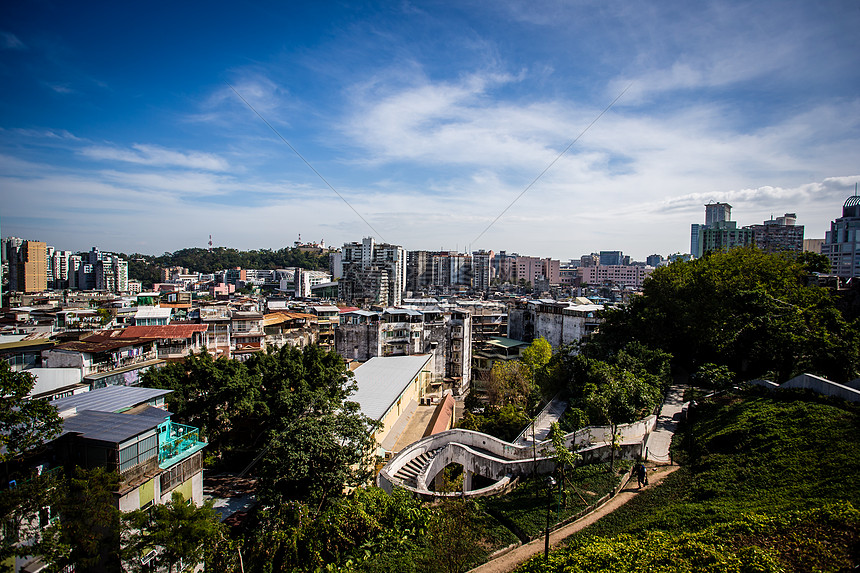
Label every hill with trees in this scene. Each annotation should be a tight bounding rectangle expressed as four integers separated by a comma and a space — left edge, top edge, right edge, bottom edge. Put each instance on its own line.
121, 246, 331, 286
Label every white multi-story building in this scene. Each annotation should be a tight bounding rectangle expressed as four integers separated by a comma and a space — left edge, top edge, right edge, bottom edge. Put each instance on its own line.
823, 193, 860, 279
295, 268, 332, 297
339, 237, 406, 307
471, 250, 494, 292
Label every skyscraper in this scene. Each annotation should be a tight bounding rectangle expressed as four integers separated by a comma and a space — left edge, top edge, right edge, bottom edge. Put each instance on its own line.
18, 240, 47, 293
692, 203, 753, 258
705, 202, 732, 226
823, 193, 860, 279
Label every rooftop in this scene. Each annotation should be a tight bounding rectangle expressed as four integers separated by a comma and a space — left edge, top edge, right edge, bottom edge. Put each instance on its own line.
351, 355, 433, 421
134, 307, 172, 319
119, 324, 208, 339
61, 409, 161, 443
51, 385, 172, 415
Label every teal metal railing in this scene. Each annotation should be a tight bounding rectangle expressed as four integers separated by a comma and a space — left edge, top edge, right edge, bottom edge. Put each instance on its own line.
158, 420, 205, 464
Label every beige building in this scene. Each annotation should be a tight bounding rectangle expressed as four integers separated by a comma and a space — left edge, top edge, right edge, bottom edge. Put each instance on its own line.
19, 240, 47, 293
351, 355, 434, 458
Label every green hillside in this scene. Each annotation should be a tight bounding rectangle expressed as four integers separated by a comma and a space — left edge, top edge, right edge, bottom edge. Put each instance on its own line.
516, 390, 860, 572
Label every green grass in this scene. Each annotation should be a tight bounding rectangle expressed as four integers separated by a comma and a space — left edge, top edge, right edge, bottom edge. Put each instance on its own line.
513, 391, 860, 572
479, 461, 632, 540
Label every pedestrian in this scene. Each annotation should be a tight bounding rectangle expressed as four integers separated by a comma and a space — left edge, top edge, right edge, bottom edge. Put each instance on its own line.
634, 461, 647, 488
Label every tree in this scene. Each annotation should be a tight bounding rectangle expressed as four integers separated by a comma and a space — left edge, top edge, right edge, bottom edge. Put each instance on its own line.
0, 469, 64, 571
485, 361, 532, 408
124, 491, 225, 573
521, 337, 552, 377
34, 467, 123, 572
593, 248, 860, 382
0, 363, 62, 464
1, 363, 64, 569
692, 362, 735, 392
257, 399, 375, 508
422, 499, 483, 573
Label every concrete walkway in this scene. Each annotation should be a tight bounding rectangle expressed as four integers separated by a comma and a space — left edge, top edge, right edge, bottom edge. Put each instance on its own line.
467, 386, 688, 573
469, 465, 680, 573
513, 397, 568, 447
643, 385, 687, 464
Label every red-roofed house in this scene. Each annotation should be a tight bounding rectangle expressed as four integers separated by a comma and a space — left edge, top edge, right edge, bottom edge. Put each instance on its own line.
119, 324, 209, 361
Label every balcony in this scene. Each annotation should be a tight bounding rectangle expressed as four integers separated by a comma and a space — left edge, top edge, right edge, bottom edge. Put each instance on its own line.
158, 420, 206, 469
86, 350, 158, 375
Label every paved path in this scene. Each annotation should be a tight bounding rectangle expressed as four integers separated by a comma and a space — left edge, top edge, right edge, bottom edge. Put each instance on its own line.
468, 386, 687, 573
643, 385, 687, 464
513, 397, 568, 446
469, 465, 679, 573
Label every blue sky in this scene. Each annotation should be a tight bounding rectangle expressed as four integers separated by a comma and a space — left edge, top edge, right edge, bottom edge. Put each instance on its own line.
2, 0, 859, 261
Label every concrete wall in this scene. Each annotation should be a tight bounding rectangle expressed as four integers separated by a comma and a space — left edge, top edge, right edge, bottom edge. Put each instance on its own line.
779, 373, 860, 403
374, 361, 432, 448
378, 415, 658, 497
41, 348, 87, 370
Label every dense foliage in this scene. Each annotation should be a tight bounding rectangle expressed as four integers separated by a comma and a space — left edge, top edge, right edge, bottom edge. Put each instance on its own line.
591, 248, 860, 382
141, 344, 376, 507
0, 363, 63, 569
124, 491, 226, 573
121, 246, 330, 286
539, 341, 671, 433
0, 362, 62, 464
516, 392, 860, 572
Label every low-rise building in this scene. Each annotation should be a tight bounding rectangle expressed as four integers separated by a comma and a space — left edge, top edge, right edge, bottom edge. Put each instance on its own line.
508, 299, 603, 349
350, 355, 434, 459
10, 386, 207, 573
335, 306, 472, 393
42, 330, 164, 389
262, 311, 318, 349
310, 305, 340, 350
231, 310, 265, 359
118, 324, 209, 361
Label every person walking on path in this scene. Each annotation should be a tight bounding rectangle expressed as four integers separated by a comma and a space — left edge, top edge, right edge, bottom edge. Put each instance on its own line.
633, 461, 647, 488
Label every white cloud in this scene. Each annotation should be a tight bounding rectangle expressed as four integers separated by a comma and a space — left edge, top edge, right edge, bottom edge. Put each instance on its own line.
79, 143, 230, 171
0, 32, 26, 50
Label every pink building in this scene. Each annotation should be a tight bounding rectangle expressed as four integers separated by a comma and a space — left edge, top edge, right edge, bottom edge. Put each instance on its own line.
578, 265, 654, 289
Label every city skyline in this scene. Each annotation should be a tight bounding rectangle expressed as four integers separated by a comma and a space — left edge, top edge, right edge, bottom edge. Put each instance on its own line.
2, 1, 859, 260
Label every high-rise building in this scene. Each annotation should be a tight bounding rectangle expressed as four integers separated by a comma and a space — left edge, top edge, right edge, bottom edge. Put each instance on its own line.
646, 254, 664, 267
52, 250, 72, 288
406, 250, 433, 293
598, 251, 623, 266
745, 213, 804, 254
823, 193, 860, 279
692, 203, 753, 257
471, 250, 494, 292
705, 202, 732, 226
18, 241, 47, 293
699, 221, 754, 257
339, 237, 406, 307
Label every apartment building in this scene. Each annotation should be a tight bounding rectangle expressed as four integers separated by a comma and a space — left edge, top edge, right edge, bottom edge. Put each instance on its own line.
335, 306, 472, 392
579, 265, 655, 290
507, 299, 603, 349
231, 310, 265, 358
339, 237, 406, 307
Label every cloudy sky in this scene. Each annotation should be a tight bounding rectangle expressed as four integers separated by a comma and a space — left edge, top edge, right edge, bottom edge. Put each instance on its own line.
2, 1, 859, 261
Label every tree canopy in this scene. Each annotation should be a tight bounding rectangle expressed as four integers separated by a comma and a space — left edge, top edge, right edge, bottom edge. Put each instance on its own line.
141, 344, 375, 508
124, 491, 225, 573
0, 362, 62, 464
589, 248, 860, 383
121, 246, 330, 286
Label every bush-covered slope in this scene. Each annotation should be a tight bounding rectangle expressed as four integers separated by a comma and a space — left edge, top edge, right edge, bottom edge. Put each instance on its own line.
516, 391, 860, 572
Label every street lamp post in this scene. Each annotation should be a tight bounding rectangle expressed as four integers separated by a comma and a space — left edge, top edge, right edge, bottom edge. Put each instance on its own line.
544, 475, 556, 560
